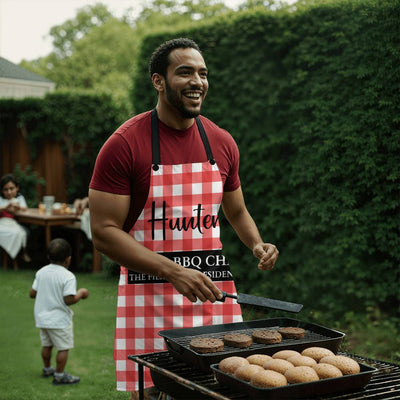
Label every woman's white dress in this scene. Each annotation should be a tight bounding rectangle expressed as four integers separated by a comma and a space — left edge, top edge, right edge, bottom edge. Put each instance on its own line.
0, 195, 28, 259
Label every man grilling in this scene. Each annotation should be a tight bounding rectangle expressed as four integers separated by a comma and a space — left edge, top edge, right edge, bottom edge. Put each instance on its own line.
89, 38, 279, 399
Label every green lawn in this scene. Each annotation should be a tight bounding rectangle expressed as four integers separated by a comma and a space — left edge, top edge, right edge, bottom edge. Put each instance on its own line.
0, 269, 128, 400
1, 268, 398, 400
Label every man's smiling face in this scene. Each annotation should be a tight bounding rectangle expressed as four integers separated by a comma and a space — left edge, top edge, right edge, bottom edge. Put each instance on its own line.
163, 47, 209, 119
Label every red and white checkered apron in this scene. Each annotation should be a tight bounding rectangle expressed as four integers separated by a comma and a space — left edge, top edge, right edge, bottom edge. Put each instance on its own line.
114, 112, 242, 391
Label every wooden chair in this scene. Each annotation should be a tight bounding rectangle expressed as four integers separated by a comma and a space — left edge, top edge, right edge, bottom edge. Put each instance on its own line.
1, 249, 18, 270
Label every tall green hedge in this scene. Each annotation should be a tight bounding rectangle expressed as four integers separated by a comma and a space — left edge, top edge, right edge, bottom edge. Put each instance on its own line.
131, 0, 400, 319
0, 91, 122, 200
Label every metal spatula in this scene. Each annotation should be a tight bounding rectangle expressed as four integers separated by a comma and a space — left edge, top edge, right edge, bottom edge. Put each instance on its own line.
219, 291, 303, 313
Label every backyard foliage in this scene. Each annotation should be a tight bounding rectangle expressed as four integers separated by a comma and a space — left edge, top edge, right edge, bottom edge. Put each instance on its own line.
0, 0, 398, 322
0, 92, 122, 201
132, 0, 400, 320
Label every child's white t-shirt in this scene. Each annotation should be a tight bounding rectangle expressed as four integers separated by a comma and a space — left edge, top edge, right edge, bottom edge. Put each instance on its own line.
32, 263, 77, 329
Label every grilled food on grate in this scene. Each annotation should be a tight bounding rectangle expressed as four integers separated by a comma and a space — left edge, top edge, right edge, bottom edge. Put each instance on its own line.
251, 329, 282, 344
278, 326, 306, 339
189, 337, 224, 353
223, 333, 252, 348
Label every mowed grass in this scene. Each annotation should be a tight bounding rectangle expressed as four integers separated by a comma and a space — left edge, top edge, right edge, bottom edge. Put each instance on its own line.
1, 269, 398, 400
0, 269, 129, 400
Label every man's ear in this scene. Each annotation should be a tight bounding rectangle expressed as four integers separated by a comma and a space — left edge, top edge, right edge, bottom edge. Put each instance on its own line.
152, 73, 164, 92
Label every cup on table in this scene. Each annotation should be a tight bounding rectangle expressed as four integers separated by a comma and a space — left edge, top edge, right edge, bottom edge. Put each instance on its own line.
43, 195, 55, 215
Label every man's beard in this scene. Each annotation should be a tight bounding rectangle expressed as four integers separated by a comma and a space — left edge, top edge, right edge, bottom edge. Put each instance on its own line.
165, 79, 202, 119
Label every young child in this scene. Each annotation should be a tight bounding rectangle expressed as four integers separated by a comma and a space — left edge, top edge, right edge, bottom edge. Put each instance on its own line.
0, 173, 31, 268
29, 238, 89, 385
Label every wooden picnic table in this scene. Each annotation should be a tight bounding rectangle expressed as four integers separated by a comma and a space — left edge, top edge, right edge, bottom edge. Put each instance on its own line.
15, 208, 101, 272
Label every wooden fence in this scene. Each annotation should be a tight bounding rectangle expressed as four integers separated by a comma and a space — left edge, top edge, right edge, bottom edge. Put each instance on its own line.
1, 124, 68, 203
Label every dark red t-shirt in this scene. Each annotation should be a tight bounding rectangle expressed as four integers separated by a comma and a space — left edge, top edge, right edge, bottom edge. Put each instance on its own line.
90, 111, 241, 230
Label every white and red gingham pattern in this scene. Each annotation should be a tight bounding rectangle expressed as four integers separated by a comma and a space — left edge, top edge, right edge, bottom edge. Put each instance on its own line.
114, 275, 242, 392
114, 160, 243, 392
133, 162, 223, 252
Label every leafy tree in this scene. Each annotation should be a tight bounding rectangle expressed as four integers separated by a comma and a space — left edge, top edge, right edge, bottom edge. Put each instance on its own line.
48, 3, 114, 59
19, 0, 294, 113
237, 0, 280, 10
20, 0, 233, 113
21, 6, 136, 114
135, 0, 231, 25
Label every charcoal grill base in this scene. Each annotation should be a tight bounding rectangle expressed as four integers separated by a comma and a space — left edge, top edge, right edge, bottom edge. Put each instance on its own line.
151, 373, 212, 400
128, 351, 400, 400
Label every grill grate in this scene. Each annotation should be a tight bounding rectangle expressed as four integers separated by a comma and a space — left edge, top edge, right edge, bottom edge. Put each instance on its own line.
129, 351, 400, 400
171, 325, 328, 354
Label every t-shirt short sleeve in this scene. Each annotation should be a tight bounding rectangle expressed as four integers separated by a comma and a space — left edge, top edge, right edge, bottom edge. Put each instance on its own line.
32, 276, 38, 291
90, 133, 133, 195
18, 195, 27, 208
63, 275, 77, 297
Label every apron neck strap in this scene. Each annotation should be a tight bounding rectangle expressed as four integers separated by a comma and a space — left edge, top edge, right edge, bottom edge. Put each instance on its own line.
195, 116, 216, 165
151, 109, 161, 170
151, 109, 215, 170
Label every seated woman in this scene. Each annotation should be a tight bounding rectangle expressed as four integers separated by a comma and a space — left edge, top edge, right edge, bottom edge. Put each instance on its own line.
0, 174, 31, 269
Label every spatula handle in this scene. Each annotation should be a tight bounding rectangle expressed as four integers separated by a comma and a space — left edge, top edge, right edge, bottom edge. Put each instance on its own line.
219, 291, 237, 302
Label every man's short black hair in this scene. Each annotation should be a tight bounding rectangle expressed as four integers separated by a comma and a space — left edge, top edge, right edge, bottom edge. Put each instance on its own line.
149, 37, 201, 78
47, 238, 71, 264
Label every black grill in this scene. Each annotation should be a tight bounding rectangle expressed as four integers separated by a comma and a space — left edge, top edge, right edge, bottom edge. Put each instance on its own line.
129, 351, 400, 400
159, 317, 345, 371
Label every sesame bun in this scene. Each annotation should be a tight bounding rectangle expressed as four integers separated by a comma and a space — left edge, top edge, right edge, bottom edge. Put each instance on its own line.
319, 355, 360, 375
250, 369, 287, 388
219, 356, 249, 374
301, 347, 335, 362
263, 358, 294, 375
234, 364, 264, 382
246, 354, 272, 366
313, 363, 343, 379
272, 350, 301, 360
287, 354, 317, 367
285, 366, 320, 384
